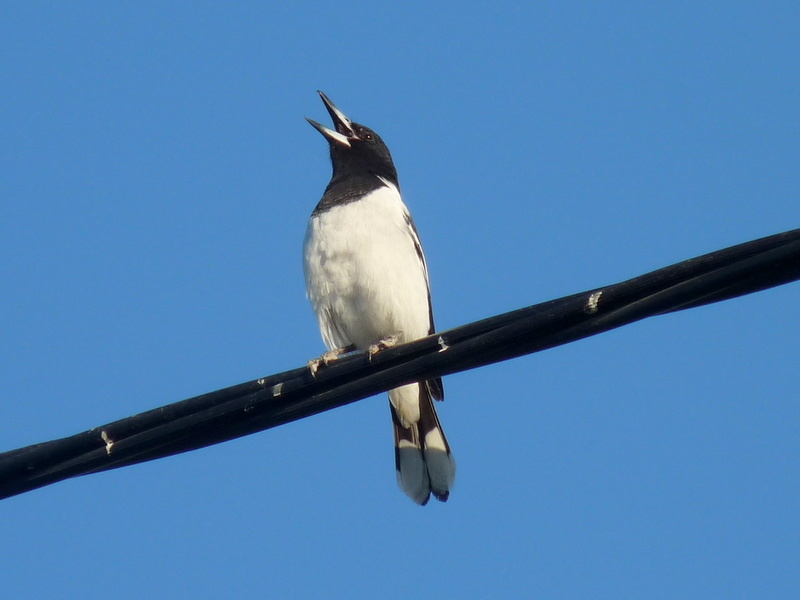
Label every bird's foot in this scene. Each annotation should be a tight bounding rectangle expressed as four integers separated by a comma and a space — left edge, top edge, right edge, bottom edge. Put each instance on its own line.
308, 344, 357, 377
367, 334, 402, 361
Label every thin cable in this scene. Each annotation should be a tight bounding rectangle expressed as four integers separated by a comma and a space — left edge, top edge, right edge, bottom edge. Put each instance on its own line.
0, 228, 798, 500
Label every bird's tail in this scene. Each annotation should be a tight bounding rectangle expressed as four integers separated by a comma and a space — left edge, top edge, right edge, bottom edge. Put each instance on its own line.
391, 380, 456, 505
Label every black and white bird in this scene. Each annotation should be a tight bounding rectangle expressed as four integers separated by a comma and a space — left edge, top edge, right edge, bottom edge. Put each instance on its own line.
303, 91, 456, 505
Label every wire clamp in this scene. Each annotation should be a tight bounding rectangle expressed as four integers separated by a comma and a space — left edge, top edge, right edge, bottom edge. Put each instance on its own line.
584, 291, 603, 314
100, 430, 114, 455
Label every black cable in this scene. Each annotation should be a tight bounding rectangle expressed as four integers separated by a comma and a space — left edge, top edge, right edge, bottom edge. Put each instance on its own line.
1, 228, 798, 501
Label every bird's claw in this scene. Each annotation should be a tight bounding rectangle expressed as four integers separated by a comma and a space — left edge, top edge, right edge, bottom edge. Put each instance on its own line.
308, 346, 355, 377
367, 334, 401, 361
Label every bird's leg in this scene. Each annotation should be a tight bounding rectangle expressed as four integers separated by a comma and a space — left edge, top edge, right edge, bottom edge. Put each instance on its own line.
308, 344, 357, 377
367, 333, 402, 360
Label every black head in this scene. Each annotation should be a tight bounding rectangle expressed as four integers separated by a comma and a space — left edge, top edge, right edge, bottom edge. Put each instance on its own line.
306, 91, 399, 188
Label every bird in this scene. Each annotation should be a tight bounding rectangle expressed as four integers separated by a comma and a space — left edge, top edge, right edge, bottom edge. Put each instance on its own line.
303, 91, 456, 505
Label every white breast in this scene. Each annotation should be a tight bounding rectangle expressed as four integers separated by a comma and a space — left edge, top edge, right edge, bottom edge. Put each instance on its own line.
303, 183, 432, 352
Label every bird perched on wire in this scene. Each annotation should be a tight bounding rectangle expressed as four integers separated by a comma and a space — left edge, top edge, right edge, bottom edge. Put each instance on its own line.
303, 91, 456, 505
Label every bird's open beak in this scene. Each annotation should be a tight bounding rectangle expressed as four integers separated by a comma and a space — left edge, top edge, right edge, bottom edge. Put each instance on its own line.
306, 91, 356, 147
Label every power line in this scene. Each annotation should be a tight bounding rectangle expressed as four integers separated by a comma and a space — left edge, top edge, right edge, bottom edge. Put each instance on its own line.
1, 227, 798, 500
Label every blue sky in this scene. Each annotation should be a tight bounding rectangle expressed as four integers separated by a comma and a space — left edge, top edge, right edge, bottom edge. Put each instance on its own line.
1, 2, 799, 598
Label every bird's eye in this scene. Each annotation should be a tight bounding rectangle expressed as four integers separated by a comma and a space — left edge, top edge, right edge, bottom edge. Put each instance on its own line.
363, 132, 373, 140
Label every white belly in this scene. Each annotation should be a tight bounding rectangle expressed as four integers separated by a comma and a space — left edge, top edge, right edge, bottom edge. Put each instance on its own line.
303, 184, 431, 351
